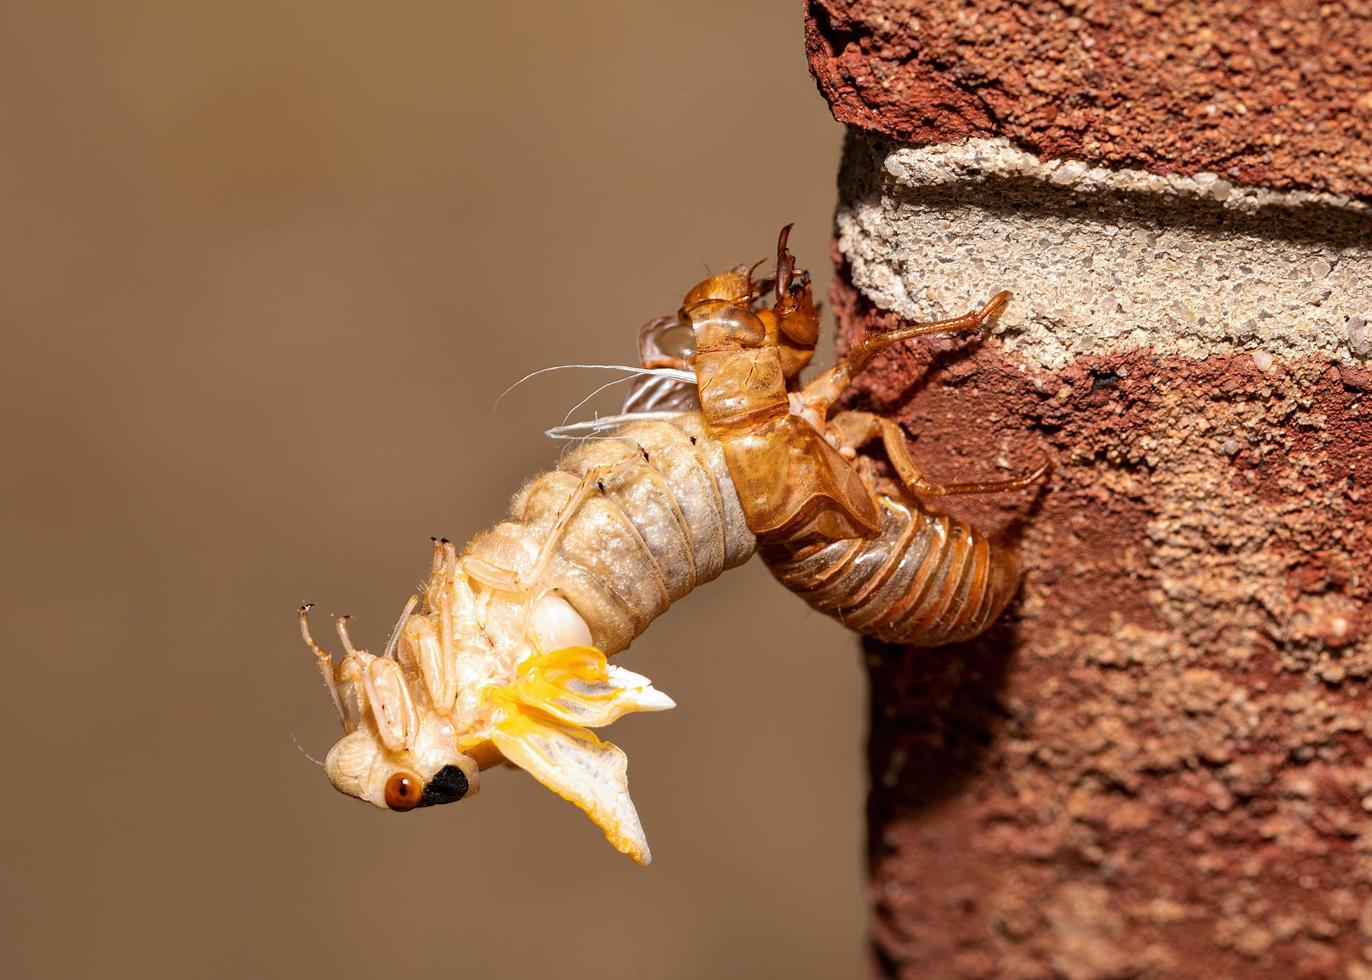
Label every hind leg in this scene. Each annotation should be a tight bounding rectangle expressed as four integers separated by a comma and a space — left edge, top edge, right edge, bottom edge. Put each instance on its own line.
830, 410, 1049, 497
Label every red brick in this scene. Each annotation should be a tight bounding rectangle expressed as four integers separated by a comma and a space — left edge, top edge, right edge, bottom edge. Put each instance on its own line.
806, 0, 1372, 199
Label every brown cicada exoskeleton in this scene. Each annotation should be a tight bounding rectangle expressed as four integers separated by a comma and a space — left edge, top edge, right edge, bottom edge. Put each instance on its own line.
641, 226, 1049, 646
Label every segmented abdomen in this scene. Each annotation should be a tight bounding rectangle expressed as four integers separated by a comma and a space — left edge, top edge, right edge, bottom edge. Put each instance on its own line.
464, 413, 754, 655
760, 495, 1019, 646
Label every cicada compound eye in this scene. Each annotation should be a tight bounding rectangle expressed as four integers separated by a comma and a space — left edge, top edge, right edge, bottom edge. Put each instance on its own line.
384, 771, 423, 812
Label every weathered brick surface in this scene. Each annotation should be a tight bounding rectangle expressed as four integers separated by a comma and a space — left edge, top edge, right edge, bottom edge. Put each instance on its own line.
805, 0, 1372, 200
835, 275, 1372, 979
809, 3, 1372, 975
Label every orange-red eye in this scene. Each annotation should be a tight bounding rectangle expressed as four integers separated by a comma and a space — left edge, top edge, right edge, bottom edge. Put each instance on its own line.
384, 772, 422, 811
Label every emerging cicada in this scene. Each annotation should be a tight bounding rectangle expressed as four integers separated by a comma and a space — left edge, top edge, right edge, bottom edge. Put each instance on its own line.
301, 228, 1047, 863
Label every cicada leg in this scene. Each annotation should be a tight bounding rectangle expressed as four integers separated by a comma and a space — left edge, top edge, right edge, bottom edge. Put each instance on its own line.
299, 603, 347, 729
829, 410, 1050, 498
797, 291, 1012, 415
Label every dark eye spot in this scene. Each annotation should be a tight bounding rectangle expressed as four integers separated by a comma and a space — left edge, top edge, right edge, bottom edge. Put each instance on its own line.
420, 765, 469, 806
384, 771, 423, 811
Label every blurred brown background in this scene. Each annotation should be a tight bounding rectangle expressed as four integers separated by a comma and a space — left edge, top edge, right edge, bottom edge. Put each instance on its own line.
1, 2, 866, 977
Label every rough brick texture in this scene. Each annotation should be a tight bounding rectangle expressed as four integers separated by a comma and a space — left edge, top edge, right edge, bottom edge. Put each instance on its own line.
805, 0, 1372, 200
809, 2, 1372, 977
840, 278, 1372, 979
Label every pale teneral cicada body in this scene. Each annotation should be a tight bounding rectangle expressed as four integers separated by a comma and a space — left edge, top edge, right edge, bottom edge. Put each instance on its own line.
302, 228, 1047, 863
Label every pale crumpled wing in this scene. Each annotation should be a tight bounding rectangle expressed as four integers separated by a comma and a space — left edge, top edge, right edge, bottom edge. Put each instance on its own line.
509, 645, 675, 728
486, 645, 672, 865
492, 711, 651, 865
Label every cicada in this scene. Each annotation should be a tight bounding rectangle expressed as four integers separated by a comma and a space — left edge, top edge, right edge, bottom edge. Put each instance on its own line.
301, 228, 1047, 863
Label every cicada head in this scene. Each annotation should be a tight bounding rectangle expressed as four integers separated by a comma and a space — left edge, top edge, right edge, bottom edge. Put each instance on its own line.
301, 583, 677, 866
300, 605, 482, 813
672, 225, 819, 384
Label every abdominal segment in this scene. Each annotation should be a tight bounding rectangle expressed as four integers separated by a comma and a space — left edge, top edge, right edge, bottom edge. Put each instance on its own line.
760, 495, 1019, 647
470, 413, 755, 656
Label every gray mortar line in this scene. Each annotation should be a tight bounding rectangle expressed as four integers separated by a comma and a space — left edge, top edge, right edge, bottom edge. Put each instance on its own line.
836, 134, 1371, 370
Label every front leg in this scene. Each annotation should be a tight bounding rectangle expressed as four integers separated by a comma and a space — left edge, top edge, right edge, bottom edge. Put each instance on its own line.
797, 291, 1012, 415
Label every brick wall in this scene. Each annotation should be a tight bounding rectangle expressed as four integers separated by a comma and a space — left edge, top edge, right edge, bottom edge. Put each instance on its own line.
806, 3, 1372, 977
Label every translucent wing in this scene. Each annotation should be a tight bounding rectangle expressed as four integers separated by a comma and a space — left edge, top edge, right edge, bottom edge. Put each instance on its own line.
492, 709, 650, 865
487, 645, 674, 865
508, 645, 674, 727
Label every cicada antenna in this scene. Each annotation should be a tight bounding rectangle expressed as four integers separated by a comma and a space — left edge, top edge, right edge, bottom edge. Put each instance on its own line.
300, 603, 348, 731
